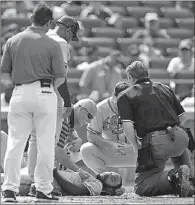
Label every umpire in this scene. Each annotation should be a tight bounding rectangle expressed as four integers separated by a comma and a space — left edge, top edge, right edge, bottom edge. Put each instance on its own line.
1, 3, 65, 202
117, 61, 194, 197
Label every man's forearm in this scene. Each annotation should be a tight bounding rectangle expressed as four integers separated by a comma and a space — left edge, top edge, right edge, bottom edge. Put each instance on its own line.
58, 78, 71, 107
55, 146, 79, 172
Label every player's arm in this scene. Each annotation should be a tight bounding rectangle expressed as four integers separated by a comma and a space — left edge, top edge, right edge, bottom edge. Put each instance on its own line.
1, 39, 13, 88
87, 109, 117, 150
51, 43, 66, 88
117, 94, 138, 151
57, 41, 71, 108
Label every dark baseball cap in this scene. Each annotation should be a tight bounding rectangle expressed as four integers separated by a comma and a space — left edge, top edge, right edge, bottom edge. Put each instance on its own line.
126, 61, 149, 79
114, 81, 130, 97
56, 16, 80, 41
31, 3, 53, 25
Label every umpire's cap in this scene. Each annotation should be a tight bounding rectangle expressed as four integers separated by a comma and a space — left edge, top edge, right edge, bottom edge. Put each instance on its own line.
126, 61, 149, 79
31, 3, 53, 26
114, 81, 130, 97
56, 16, 80, 41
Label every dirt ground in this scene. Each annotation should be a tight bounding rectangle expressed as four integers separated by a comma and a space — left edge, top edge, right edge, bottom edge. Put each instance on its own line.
1, 186, 194, 204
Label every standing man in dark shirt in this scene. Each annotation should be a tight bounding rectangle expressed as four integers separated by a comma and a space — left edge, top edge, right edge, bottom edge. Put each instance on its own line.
117, 61, 194, 197
1, 3, 65, 202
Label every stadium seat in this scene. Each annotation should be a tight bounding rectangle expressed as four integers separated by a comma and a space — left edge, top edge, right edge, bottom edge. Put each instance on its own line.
67, 69, 83, 79
154, 38, 180, 50
117, 38, 143, 54
110, 1, 140, 7
1, 18, 30, 27
166, 48, 178, 57
72, 56, 88, 66
166, 28, 194, 39
97, 47, 113, 57
83, 37, 117, 49
121, 17, 139, 29
76, 17, 106, 29
176, 18, 195, 29
64, 5, 82, 16
160, 7, 193, 18
127, 6, 158, 18
91, 27, 125, 39
150, 57, 171, 69
107, 6, 127, 16
158, 18, 175, 29
126, 28, 145, 37
140, 17, 175, 29
142, 1, 173, 8
149, 69, 170, 84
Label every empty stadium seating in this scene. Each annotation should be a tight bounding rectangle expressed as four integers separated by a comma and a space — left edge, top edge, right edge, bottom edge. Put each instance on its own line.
161, 7, 193, 18
64, 5, 82, 16
76, 17, 106, 29
154, 38, 180, 50
121, 17, 139, 30
110, 1, 140, 7
150, 57, 171, 69
127, 6, 158, 18
142, 1, 173, 8
92, 27, 126, 39
166, 28, 194, 39
176, 18, 195, 29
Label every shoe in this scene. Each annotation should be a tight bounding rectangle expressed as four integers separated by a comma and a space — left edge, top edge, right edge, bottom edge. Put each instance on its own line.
35, 191, 59, 201
28, 184, 36, 197
2, 190, 16, 202
177, 165, 191, 197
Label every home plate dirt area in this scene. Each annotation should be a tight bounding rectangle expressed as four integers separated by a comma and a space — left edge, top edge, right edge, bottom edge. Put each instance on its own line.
1, 186, 194, 204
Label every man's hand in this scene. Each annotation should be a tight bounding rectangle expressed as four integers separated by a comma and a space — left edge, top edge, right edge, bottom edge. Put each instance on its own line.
63, 105, 73, 118
115, 187, 125, 196
68, 138, 82, 152
116, 142, 135, 155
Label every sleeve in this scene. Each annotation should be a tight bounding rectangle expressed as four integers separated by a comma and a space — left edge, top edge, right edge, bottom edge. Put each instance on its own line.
59, 78, 71, 107
165, 86, 185, 116
51, 43, 66, 78
0, 40, 12, 74
58, 41, 69, 75
83, 176, 103, 196
167, 58, 178, 74
79, 66, 93, 88
117, 94, 134, 123
87, 108, 104, 135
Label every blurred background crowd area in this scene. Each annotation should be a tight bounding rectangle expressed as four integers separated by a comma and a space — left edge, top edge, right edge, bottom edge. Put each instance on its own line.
0, 0, 194, 106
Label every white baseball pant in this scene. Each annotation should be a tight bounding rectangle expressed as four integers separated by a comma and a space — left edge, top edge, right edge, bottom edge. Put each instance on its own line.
28, 90, 64, 181
2, 81, 57, 194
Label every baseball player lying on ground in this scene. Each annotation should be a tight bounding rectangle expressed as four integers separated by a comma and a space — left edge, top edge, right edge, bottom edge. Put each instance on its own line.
0, 131, 125, 196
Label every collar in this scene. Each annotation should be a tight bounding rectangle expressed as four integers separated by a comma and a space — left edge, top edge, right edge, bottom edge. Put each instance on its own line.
26, 26, 46, 34
135, 77, 151, 85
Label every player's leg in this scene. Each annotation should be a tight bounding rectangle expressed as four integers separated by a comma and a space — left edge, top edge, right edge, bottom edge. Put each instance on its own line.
33, 89, 57, 195
27, 131, 37, 182
80, 142, 120, 174
2, 93, 33, 194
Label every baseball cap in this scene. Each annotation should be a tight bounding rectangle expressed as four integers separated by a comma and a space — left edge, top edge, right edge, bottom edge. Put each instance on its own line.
126, 61, 149, 79
31, 3, 53, 25
145, 13, 159, 22
56, 16, 80, 41
78, 99, 97, 118
178, 39, 192, 51
114, 81, 130, 97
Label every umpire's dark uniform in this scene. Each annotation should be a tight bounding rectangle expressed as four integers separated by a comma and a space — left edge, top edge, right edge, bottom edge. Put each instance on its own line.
117, 61, 193, 197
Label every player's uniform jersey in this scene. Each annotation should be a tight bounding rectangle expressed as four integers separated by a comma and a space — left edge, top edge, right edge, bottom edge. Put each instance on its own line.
47, 29, 70, 75
87, 97, 127, 143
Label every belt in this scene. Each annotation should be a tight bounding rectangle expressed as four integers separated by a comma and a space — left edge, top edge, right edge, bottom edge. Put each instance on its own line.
15, 79, 52, 87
